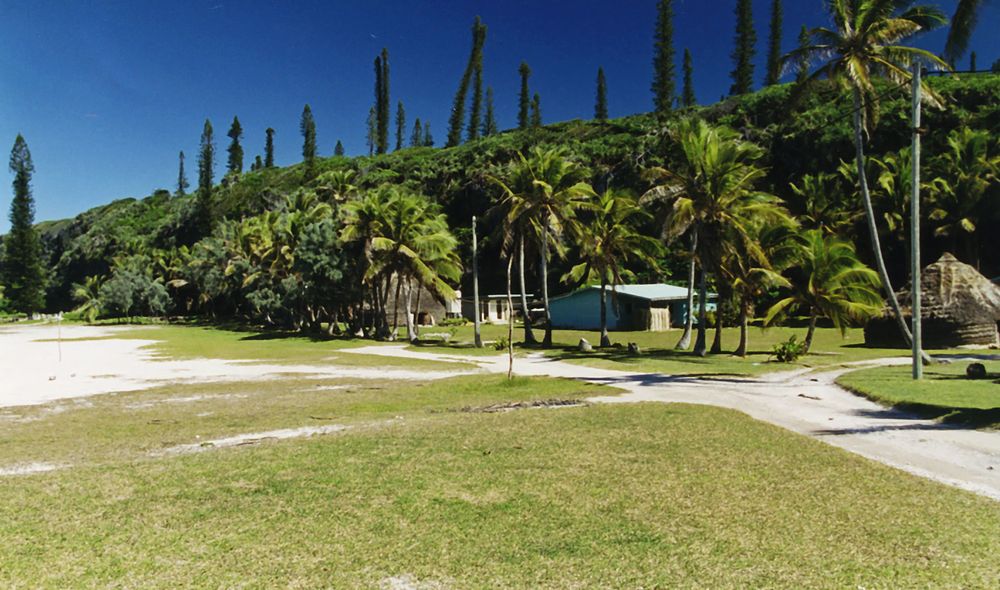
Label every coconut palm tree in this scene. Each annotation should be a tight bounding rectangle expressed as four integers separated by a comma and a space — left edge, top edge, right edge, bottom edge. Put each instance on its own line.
784, 0, 948, 351
927, 128, 1000, 269
343, 187, 461, 341
71, 275, 104, 323
563, 189, 662, 347
643, 118, 786, 356
765, 230, 884, 353
493, 147, 596, 347
788, 172, 860, 237
945, 0, 988, 63
722, 217, 798, 357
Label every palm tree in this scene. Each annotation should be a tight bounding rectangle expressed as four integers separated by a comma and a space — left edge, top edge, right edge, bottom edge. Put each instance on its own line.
945, 0, 987, 63
765, 230, 884, 353
563, 189, 662, 347
784, 0, 948, 351
788, 172, 860, 236
492, 147, 596, 347
927, 128, 1000, 269
723, 218, 797, 357
71, 275, 104, 323
342, 187, 461, 341
643, 118, 786, 356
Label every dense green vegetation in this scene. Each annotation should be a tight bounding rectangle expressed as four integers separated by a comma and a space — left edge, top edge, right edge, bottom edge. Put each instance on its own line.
10, 75, 997, 336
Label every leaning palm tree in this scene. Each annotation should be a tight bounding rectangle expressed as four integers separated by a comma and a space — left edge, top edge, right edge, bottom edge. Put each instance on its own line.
784, 0, 948, 350
493, 147, 596, 347
766, 230, 884, 353
643, 118, 786, 356
563, 189, 662, 347
927, 128, 1000, 269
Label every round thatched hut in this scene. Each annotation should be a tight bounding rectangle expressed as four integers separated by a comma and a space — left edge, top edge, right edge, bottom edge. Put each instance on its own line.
865, 253, 1000, 348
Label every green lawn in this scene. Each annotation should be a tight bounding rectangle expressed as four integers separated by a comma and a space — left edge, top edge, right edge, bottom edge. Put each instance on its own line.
411, 323, 921, 376
3, 324, 1000, 587
838, 361, 1000, 427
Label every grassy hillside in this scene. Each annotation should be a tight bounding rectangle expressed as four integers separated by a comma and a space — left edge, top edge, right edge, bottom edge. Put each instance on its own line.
29, 75, 1000, 311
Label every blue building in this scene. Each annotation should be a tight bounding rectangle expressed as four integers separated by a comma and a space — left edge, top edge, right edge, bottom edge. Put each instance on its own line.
549, 284, 716, 332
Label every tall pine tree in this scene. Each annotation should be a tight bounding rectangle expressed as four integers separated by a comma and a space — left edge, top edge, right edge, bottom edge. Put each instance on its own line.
226, 116, 243, 174
423, 122, 433, 147
375, 48, 390, 154
970, 51, 977, 72
253, 155, 263, 171
196, 120, 215, 234
264, 128, 275, 168
765, 0, 783, 86
447, 17, 487, 147
652, 0, 676, 113
411, 118, 423, 147
395, 101, 406, 151
595, 67, 608, 120
366, 107, 376, 156
468, 62, 484, 141
729, 0, 757, 95
175, 151, 189, 197
795, 26, 810, 83
3, 135, 45, 313
530, 93, 542, 127
334, 140, 345, 157
482, 87, 498, 136
682, 49, 696, 107
517, 62, 532, 129
300, 104, 317, 166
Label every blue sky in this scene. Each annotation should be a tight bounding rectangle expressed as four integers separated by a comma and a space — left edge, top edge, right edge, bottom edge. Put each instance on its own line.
1, 0, 996, 232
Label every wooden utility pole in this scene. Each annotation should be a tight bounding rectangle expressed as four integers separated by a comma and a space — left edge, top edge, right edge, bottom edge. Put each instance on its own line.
911, 62, 923, 379
472, 216, 483, 348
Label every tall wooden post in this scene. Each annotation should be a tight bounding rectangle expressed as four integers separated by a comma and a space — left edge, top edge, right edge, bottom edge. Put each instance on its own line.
911, 62, 923, 380
472, 216, 483, 348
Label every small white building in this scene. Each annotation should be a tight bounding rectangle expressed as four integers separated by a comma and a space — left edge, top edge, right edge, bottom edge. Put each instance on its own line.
462, 294, 534, 325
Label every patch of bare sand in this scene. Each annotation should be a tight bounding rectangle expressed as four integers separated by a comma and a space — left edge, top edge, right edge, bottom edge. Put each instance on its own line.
0, 325, 475, 409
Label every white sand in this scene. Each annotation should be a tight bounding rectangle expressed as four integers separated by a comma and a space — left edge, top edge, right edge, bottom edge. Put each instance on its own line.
157, 424, 351, 455
0, 324, 473, 408
345, 345, 1000, 502
0, 462, 64, 476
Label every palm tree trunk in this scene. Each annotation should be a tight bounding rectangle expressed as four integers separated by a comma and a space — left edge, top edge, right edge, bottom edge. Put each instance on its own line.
735, 296, 749, 357
506, 253, 515, 379
404, 278, 417, 343
599, 279, 611, 348
413, 285, 423, 336
518, 234, 538, 345
853, 88, 913, 348
392, 275, 402, 339
711, 295, 723, 354
694, 268, 708, 357
541, 218, 553, 348
675, 227, 698, 350
804, 313, 818, 354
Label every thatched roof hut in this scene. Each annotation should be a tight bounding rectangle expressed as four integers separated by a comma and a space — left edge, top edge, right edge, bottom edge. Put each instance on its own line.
865, 253, 1000, 348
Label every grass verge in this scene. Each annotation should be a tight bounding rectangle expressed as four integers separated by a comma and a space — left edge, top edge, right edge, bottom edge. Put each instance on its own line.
838, 360, 1000, 428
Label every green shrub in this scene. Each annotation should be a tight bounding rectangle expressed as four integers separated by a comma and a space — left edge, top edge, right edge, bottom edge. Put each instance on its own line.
493, 335, 510, 351
772, 335, 807, 363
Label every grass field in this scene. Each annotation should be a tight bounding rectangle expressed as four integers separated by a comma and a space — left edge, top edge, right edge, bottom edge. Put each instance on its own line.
410, 323, 922, 376
838, 361, 1000, 428
3, 324, 1000, 587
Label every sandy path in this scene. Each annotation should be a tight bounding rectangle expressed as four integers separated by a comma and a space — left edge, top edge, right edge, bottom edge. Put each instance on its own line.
0, 324, 472, 408
343, 345, 1000, 501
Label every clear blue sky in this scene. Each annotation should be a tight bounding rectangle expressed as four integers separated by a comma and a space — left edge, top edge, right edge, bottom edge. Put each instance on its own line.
1, 0, 996, 232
